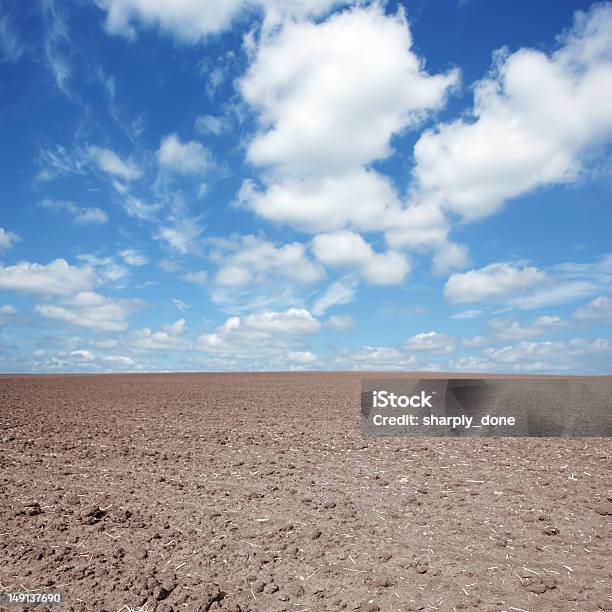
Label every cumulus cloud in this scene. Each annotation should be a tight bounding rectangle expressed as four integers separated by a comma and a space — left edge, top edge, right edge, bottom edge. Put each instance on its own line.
332, 345, 418, 370
162, 318, 186, 335
88, 146, 142, 181
197, 308, 320, 359
0, 227, 20, 251
242, 308, 320, 334
212, 235, 323, 287
75, 208, 108, 225
239, 169, 401, 234
102, 355, 135, 367
96, 0, 352, 43
130, 319, 189, 350
409, 3, 612, 222
0, 303, 17, 325
483, 338, 611, 372
157, 134, 211, 175
286, 350, 318, 364
96, 0, 245, 41
35, 291, 140, 331
444, 262, 547, 304
236, 6, 465, 274
312, 230, 410, 285
68, 349, 94, 362
404, 331, 455, 353
241, 6, 458, 176
0, 259, 95, 296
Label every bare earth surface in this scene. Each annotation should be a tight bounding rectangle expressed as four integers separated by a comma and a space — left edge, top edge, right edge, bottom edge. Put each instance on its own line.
0, 373, 610, 612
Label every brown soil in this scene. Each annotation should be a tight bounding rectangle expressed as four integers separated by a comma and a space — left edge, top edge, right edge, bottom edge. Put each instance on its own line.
0, 373, 610, 612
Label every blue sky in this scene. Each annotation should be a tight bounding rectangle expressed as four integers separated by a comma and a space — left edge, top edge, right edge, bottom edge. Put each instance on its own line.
1, 0, 612, 373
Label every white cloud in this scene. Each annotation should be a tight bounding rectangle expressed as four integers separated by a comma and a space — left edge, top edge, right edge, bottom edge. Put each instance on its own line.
0, 227, 20, 251
88, 146, 142, 181
242, 308, 320, 335
286, 350, 317, 364
123, 195, 160, 220
488, 315, 567, 341
158, 258, 180, 273
103, 355, 135, 367
0, 259, 95, 296
76, 254, 129, 285
162, 318, 186, 336
119, 248, 148, 266
483, 337, 611, 371
130, 324, 190, 351
173, 298, 190, 312
91, 338, 118, 349
0, 11, 24, 62
332, 345, 418, 370
69, 349, 94, 362
96, 0, 351, 43
445, 262, 547, 304
384, 203, 448, 251
241, 6, 458, 176
96, 0, 246, 42
312, 276, 357, 316
215, 266, 251, 287
42, 0, 72, 96
0, 304, 16, 315
75, 208, 108, 225
446, 254, 612, 309
197, 308, 320, 358
182, 270, 208, 286
0, 303, 17, 326
462, 335, 487, 349
195, 114, 230, 135
404, 331, 455, 353
312, 230, 410, 285
155, 218, 204, 255
35, 291, 139, 332
40, 199, 108, 225
238, 4, 459, 264
212, 235, 323, 287
410, 4, 612, 222
157, 134, 211, 175
574, 295, 612, 321
327, 314, 354, 331
239, 169, 401, 234
451, 309, 483, 320
511, 281, 596, 310
431, 240, 470, 276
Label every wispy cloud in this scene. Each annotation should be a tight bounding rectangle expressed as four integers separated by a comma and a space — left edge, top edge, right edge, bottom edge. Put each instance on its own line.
0, 9, 24, 62
41, 0, 72, 96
